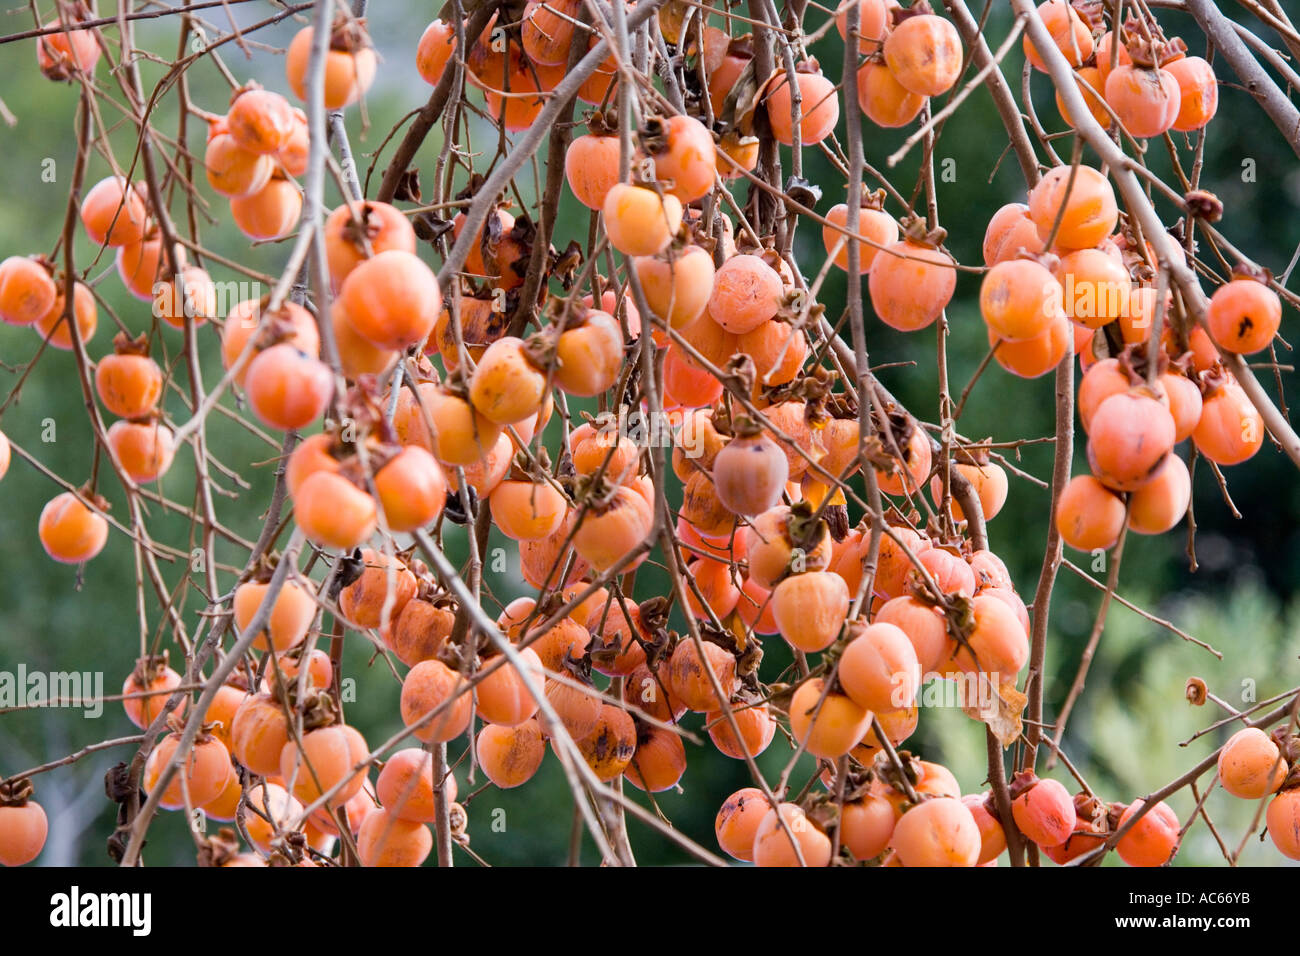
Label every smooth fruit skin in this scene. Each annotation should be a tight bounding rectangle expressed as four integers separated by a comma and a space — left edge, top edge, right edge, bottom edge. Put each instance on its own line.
144, 733, 232, 810
34, 282, 97, 350
106, 420, 176, 484
712, 432, 789, 516
765, 69, 841, 146
293, 471, 377, 549
1056, 474, 1126, 551
81, 177, 148, 248
1116, 799, 1179, 867
635, 246, 715, 329
286, 27, 376, 109
1266, 789, 1300, 860
603, 184, 683, 257
1128, 455, 1191, 535
1193, 379, 1264, 466
644, 113, 717, 202
707, 703, 777, 759
123, 665, 184, 730
0, 802, 48, 866
280, 724, 369, 809
205, 133, 275, 198
1105, 65, 1180, 139
0, 256, 57, 326
324, 201, 418, 285
625, 725, 688, 792
230, 177, 302, 240
1217, 727, 1288, 799
841, 794, 897, 861
400, 660, 473, 744
752, 803, 833, 867
356, 809, 432, 867
233, 578, 315, 653
244, 345, 333, 431
1024, 0, 1093, 71
39, 492, 108, 563
789, 678, 873, 759
963, 793, 1007, 864
468, 336, 547, 425
375, 446, 447, 533
339, 249, 441, 351
868, 240, 957, 332
980, 258, 1064, 341
823, 203, 899, 273
771, 571, 850, 652
95, 352, 163, 418
839, 621, 922, 713
715, 787, 771, 861
1207, 278, 1281, 355
1012, 777, 1075, 847
856, 59, 925, 128
1027, 165, 1118, 251
228, 88, 296, 155
983, 203, 1045, 266
1087, 390, 1176, 492
566, 133, 622, 210
890, 797, 981, 867
1167, 56, 1218, 131
376, 748, 456, 823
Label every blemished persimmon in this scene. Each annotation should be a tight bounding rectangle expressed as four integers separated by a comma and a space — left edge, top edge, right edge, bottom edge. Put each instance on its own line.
324, 201, 418, 285
1193, 377, 1264, 465
374, 446, 447, 533
570, 704, 637, 782
789, 677, 873, 759
1056, 474, 1126, 551
143, 732, 231, 810
667, 639, 738, 713
711, 430, 789, 517
1116, 799, 1179, 867
546, 677, 603, 740
1207, 276, 1281, 355
386, 596, 455, 667
572, 485, 654, 572
276, 108, 309, 177
468, 336, 547, 425
339, 549, 417, 630
222, 299, 320, 387
1012, 775, 1075, 847
869, 239, 957, 332
1027, 164, 1118, 250
744, 504, 832, 589
884, 13, 962, 96
95, 344, 163, 419
707, 703, 778, 760
356, 809, 432, 867
228, 88, 296, 155
771, 570, 850, 652
625, 724, 688, 792
856, 58, 925, 128
1056, 66, 1111, 130
983, 203, 1046, 266
1127, 454, 1190, 535
376, 748, 456, 823
0, 255, 57, 326
890, 797, 980, 866
230, 693, 291, 776
823, 201, 899, 273
707, 254, 784, 334
1024, 0, 1093, 71
277, 647, 333, 690
764, 65, 841, 146
293, 470, 377, 549
400, 659, 473, 744
244, 344, 332, 431
33, 281, 97, 350
1217, 727, 1288, 800
1087, 388, 1176, 491
233, 576, 316, 652
839, 621, 922, 714
39, 491, 108, 563
980, 258, 1064, 341
752, 803, 832, 867
285, 25, 376, 109
338, 249, 440, 351
230, 175, 302, 240
0, 797, 48, 866
715, 787, 771, 862
478, 719, 547, 789
603, 184, 683, 257
81, 176, 148, 248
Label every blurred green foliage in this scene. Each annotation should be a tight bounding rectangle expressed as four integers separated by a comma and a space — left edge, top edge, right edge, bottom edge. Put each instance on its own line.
0, 3, 1297, 866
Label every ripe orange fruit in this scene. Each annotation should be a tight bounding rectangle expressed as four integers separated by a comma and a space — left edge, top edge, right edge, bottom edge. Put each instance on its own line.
81, 177, 148, 247
39, 491, 108, 563
1027, 164, 1118, 250
0, 255, 57, 326
373, 446, 447, 533
1024, 0, 1093, 71
868, 239, 957, 331
603, 184, 683, 257
285, 25, 376, 110
884, 14, 963, 96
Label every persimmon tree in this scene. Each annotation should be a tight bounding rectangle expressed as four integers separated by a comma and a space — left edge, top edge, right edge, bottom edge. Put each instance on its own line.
1, 0, 1299, 868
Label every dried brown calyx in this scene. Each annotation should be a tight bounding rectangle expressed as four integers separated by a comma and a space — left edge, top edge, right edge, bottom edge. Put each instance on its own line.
1184, 676, 1208, 706
1125, 33, 1186, 68
899, 214, 948, 248
0, 777, 34, 808
329, 14, 374, 53
197, 827, 242, 867
1184, 189, 1223, 223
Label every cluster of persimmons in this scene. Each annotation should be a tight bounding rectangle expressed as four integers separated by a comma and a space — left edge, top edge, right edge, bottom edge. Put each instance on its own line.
0, 0, 1296, 869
